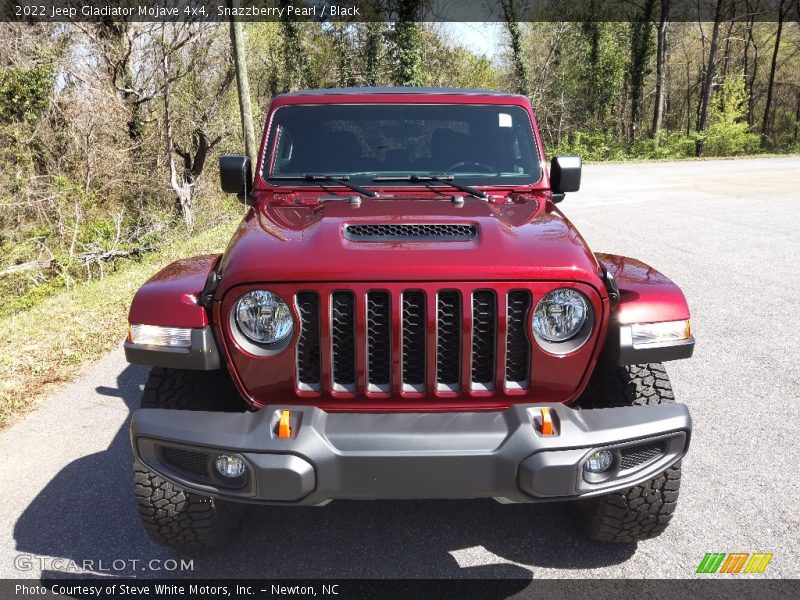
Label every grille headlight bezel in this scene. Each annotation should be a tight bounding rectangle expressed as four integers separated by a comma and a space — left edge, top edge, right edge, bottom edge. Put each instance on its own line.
532, 288, 594, 354
231, 290, 294, 354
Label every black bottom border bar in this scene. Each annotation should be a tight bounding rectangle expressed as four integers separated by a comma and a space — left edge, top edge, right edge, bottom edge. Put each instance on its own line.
4, 579, 800, 600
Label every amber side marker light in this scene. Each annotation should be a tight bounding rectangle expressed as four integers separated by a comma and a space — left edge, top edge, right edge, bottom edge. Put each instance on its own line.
278, 410, 292, 439
539, 408, 555, 436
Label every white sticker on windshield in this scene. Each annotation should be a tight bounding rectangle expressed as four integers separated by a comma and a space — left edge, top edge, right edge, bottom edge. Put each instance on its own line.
498, 113, 512, 127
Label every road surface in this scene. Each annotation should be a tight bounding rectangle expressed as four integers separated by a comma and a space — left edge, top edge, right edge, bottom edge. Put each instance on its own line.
1, 157, 798, 579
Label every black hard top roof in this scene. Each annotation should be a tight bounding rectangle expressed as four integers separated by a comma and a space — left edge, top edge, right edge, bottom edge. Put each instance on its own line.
279, 87, 524, 98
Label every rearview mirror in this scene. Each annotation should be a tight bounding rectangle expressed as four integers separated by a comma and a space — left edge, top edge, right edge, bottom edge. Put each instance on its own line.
550, 155, 582, 202
219, 155, 252, 196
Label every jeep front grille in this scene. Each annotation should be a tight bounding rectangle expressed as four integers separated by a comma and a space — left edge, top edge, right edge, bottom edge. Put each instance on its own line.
471, 291, 496, 390
344, 223, 477, 242
296, 292, 321, 390
366, 291, 391, 392
330, 291, 356, 391
505, 291, 532, 389
401, 291, 427, 391
436, 291, 461, 391
294, 287, 534, 397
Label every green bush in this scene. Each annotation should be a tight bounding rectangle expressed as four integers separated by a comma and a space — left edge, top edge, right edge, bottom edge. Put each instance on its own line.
0, 63, 54, 123
702, 75, 760, 156
630, 131, 696, 160
548, 130, 627, 162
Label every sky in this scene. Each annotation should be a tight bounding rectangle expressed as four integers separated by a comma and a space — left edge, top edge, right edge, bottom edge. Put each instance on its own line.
442, 22, 506, 62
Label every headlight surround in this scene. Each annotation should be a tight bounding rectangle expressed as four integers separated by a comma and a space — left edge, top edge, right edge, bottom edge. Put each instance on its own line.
233, 290, 293, 346
532, 288, 589, 343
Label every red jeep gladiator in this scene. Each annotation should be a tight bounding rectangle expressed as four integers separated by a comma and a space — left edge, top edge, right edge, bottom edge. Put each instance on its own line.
125, 88, 694, 550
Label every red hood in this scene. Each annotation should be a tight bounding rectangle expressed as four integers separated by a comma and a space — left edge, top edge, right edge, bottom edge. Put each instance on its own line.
216, 191, 603, 298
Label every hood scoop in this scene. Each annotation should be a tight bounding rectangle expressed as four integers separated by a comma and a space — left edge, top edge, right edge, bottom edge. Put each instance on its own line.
343, 223, 478, 242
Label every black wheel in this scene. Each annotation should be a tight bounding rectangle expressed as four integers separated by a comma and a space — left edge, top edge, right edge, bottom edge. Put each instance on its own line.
570, 363, 683, 543
133, 368, 248, 550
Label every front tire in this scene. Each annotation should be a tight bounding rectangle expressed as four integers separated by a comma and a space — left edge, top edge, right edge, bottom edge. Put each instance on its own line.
570, 363, 683, 543
133, 368, 248, 550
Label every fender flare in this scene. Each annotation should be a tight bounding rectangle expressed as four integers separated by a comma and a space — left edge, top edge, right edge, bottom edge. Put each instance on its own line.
125, 255, 222, 370
596, 253, 694, 366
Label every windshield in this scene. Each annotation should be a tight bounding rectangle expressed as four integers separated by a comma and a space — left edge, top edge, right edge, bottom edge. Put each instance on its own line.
264, 103, 541, 186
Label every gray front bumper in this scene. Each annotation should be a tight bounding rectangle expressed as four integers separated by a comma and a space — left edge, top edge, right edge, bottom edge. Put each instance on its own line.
130, 403, 690, 505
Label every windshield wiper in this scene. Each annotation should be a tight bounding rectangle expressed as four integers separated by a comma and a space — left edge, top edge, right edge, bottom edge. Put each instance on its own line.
372, 175, 488, 199
269, 174, 378, 198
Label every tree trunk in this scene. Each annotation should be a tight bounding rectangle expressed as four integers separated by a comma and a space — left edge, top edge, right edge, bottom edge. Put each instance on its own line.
228, 0, 258, 171
627, 0, 655, 146
500, 0, 530, 97
363, 23, 382, 86
161, 26, 193, 229
794, 90, 800, 144
333, 25, 355, 87
743, 3, 758, 126
695, 0, 725, 156
280, 1, 313, 91
761, 0, 787, 148
652, 0, 670, 143
392, 0, 424, 86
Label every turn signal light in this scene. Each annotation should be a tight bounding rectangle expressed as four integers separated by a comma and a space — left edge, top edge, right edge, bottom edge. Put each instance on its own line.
278, 410, 292, 439
539, 408, 555, 436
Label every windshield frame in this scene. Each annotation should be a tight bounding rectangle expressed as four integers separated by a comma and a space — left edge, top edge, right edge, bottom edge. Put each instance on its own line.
260, 102, 544, 189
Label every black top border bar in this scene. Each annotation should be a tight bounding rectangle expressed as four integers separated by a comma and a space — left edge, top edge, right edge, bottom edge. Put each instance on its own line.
1, 0, 795, 23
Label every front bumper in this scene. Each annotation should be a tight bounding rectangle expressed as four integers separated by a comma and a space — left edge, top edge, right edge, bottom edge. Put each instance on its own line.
130, 403, 690, 505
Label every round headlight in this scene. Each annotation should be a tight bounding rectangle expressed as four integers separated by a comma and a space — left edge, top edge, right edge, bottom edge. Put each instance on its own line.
533, 288, 588, 342
234, 290, 293, 345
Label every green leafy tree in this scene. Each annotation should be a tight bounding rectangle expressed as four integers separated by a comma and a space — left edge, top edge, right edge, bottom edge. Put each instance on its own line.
391, 0, 424, 86
703, 75, 759, 156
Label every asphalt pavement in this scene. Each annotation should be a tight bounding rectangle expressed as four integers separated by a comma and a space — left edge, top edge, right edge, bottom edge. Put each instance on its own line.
1, 157, 798, 579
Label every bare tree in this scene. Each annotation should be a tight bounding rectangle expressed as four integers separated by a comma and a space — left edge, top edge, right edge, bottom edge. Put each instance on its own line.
695, 0, 728, 156
626, 0, 656, 145
161, 24, 235, 228
761, 0, 794, 147
227, 1, 257, 169
652, 0, 671, 142
500, 0, 531, 96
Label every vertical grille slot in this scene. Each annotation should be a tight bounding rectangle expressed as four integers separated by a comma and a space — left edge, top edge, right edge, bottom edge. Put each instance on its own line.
331, 291, 356, 391
471, 290, 496, 390
505, 290, 531, 389
296, 292, 321, 391
401, 291, 426, 391
436, 291, 461, 391
366, 291, 391, 392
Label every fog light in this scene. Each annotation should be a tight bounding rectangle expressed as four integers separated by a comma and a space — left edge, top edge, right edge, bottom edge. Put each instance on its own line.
584, 450, 614, 473
214, 455, 246, 478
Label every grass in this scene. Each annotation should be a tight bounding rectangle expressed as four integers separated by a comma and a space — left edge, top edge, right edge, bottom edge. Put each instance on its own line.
0, 213, 241, 430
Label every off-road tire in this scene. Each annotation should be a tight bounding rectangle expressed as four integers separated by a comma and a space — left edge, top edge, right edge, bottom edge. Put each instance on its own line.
140, 367, 247, 412
134, 367, 247, 550
570, 363, 682, 543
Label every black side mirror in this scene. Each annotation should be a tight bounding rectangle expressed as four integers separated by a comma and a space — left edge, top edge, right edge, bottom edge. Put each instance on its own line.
219, 155, 252, 196
550, 155, 582, 203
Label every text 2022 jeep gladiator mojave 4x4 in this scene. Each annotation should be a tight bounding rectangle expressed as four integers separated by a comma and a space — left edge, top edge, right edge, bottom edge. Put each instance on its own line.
124, 87, 695, 550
